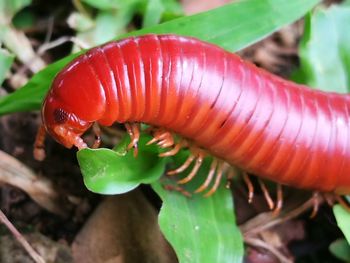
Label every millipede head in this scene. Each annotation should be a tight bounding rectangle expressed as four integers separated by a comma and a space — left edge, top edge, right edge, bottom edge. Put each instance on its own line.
41, 94, 92, 149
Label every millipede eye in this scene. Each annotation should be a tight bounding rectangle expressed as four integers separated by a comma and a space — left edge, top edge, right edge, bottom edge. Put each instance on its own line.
53, 108, 68, 124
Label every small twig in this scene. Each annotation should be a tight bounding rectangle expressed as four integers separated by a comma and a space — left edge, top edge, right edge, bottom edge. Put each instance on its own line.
43, 16, 54, 44
245, 237, 293, 263
37, 36, 89, 56
0, 209, 45, 263
0, 150, 70, 216
241, 194, 323, 237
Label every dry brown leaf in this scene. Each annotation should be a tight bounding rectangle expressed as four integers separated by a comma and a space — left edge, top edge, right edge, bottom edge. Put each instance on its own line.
0, 150, 70, 216
72, 190, 177, 263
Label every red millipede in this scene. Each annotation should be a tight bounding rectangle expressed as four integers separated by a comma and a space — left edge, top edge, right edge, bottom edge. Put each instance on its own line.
34, 34, 350, 205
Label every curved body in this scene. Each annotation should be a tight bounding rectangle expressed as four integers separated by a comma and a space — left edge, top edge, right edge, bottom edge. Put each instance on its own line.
42, 34, 350, 194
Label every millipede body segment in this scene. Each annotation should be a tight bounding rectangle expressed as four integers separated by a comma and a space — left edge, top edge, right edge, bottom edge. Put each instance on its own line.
40, 34, 350, 195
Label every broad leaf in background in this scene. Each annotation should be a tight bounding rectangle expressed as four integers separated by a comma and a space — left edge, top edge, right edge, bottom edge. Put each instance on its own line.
333, 205, 350, 245
0, 0, 31, 24
77, 135, 166, 194
81, 0, 124, 10
152, 152, 243, 263
0, 48, 14, 84
143, 0, 166, 28
329, 239, 350, 262
0, 0, 320, 115
142, 0, 182, 27
293, 4, 350, 93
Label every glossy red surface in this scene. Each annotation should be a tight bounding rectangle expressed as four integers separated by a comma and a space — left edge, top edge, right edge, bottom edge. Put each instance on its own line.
42, 34, 350, 194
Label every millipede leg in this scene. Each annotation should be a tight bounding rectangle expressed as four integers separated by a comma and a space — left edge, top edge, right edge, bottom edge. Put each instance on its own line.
163, 184, 192, 197
125, 123, 140, 157
33, 124, 47, 161
195, 159, 218, 193
167, 154, 196, 175
310, 192, 320, 218
146, 128, 174, 149
324, 193, 335, 207
159, 140, 183, 157
177, 153, 205, 184
146, 137, 158, 145
258, 178, 275, 210
243, 173, 254, 203
225, 168, 236, 189
72, 134, 88, 150
273, 184, 283, 216
157, 136, 174, 148
204, 161, 224, 197
92, 123, 101, 149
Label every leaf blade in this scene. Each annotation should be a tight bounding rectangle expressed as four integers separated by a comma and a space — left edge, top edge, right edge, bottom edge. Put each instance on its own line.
77, 135, 166, 194
152, 156, 243, 263
333, 205, 350, 245
293, 4, 350, 93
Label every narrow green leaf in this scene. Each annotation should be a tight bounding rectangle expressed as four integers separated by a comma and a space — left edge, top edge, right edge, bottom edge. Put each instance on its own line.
152, 152, 243, 263
0, 48, 14, 85
142, 0, 164, 28
333, 205, 350, 244
77, 134, 166, 194
12, 9, 35, 29
160, 0, 183, 20
68, 12, 95, 32
81, 0, 125, 10
293, 4, 350, 93
126, 0, 320, 52
0, 0, 31, 23
0, 0, 320, 116
329, 239, 350, 262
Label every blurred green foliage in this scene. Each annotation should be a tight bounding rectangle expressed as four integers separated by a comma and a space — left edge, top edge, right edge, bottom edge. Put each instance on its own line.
293, 4, 350, 93
329, 238, 350, 262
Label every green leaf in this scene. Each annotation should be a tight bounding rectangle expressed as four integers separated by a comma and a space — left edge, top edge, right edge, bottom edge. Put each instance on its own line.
333, 205, 350, 245
68, 12, 95, 32
344, 0, 350, 7
81, 0, 130, 11
79, 10, 134, 45
0, 0, 320, 116
142, 0, 183, 28
293, 4, 350, 93
160, 0, 183, 20
77, 134, 166, 194
152, 152, 243, 263
0, 48, 14, 85
127, 0, 320, 51
142, 0, 164, 28
0, 0, 31, 23
329, 239, 350, 262
12, 8, 35, 29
